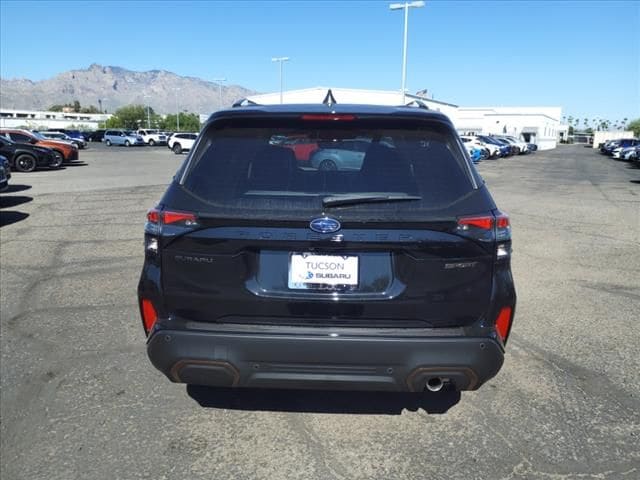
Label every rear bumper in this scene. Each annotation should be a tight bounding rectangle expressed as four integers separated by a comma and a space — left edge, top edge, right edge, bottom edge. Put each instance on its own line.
147, 328, 504, 392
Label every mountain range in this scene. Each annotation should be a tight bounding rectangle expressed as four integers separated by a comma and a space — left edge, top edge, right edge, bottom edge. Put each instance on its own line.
0, 64, 256, 114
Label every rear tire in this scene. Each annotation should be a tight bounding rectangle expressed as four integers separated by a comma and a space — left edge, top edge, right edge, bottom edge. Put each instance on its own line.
105, 139, 112, 146
172, 143, 182, 154
124, 140, 131, 147
14, 154, 37, 172
319, 159, 337, 171
148, 139, 155, 146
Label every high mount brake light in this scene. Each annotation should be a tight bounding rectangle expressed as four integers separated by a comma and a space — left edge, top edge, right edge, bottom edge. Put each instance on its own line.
301, 114, 357, 121
146, 208, 198, 226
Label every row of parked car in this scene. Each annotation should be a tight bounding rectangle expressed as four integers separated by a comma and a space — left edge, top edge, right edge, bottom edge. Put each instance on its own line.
267, 132, 537, 172
0, 128, 81, 172
88, 129, 198, 154
459, 134, 537, 163
599, 138, 640, 162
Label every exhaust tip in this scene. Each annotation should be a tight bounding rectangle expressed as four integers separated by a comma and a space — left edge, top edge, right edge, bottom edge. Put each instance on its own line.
426, 377, 444, 392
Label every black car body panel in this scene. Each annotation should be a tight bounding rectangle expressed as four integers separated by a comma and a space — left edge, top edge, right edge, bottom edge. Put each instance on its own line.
0, 136, 60, 169
138, 104, 517, 393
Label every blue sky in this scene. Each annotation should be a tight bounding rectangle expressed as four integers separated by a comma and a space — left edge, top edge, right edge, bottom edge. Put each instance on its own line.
1, 0, 638, 121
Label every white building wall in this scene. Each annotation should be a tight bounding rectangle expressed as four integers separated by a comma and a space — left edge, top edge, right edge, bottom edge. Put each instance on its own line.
246, 88, 561, 150
592, 131, 634, 148
247, 87, 459, 120
0, 109, 111, 130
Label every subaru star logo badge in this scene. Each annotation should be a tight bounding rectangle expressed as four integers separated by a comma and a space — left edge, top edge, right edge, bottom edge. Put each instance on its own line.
309, 217, 341, 234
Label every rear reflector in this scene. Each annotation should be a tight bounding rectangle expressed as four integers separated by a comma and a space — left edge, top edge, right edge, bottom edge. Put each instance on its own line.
495, 306, 513, 342
458, 216, 493, 230
301, 114, 356, 121
141, 299, 158, 334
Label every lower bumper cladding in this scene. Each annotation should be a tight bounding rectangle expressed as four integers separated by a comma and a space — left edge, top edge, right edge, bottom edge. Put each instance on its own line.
147, 329, 504, 392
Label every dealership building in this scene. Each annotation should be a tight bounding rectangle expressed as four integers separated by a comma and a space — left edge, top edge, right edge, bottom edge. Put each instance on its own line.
246, 87, 563, 150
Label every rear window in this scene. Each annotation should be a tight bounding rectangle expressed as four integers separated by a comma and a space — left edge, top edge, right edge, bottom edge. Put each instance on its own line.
180, 117, 478, 220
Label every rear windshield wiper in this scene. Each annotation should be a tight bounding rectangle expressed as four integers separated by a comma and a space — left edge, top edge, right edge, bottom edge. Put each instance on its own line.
322, 193, 422, 208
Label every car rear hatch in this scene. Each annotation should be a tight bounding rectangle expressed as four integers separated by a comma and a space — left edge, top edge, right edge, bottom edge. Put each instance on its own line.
150, 111, 500, 329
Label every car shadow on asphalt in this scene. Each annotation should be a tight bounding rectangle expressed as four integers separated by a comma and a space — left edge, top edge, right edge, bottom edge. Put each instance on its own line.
187, 385, 461, 415
0, 195, 33, 209
2, 184, 31, 194
64, 162, 88, 167
0, 211, 29, 227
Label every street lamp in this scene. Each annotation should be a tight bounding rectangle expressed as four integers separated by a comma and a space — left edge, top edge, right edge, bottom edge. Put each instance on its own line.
271, 57, 290, 104
389, 1, 425, 104
143, 93, 151, 129
173, 87, 181, 131
213, 77, 226, 109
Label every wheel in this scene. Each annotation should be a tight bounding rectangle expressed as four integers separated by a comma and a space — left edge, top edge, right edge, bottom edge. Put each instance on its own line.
148, 139, 155, 146
105, 139, 112, 146
14, 154, 37, 172
318, 159, 337, 171
50, 151, 64, 168
124, 140, 131, 147
172, 143, 182, 154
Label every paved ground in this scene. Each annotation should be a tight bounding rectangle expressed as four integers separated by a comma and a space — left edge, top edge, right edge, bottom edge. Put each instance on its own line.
1, 144, 639, 479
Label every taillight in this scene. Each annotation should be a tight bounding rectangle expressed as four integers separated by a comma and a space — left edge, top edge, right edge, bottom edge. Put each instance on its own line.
140, 298, 158, 335
457, 211, 512, 259
495, 306, 513, 343
457, 215, 493, 231
146, 208, 198, 227
301, 114, 357, 121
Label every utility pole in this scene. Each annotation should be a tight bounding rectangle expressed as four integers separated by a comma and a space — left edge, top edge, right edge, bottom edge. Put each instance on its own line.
271, 57, 290, 104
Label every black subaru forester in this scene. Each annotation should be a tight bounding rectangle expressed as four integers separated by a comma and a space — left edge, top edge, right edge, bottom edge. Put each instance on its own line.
138, 102, 516, 393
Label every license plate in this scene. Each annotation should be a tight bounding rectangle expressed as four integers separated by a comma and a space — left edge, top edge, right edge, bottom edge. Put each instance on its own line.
288, 253, 359, 290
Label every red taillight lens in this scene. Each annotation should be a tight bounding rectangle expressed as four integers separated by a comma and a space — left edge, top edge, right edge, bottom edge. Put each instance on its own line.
496, 214, 510, 229
163, 211, 197, 225
141, 299, 158, 334
301, 114, 356, 121
495, 306, 513, 342
147, 208, 160, 224
458, 216, 494, 230
146, 208, 197, 226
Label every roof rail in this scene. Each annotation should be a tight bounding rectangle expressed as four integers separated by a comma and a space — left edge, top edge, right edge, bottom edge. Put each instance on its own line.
232, 98, 260, 108
403, 100, 429, 110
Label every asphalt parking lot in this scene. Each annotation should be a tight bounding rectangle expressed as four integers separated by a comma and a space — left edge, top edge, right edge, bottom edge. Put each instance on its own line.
1, 143, 639, 479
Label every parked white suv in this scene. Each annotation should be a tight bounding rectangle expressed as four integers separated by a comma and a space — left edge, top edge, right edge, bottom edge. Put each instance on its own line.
168, 132, 198, 154
460, 135, 500, 158
137, 129, 167, 146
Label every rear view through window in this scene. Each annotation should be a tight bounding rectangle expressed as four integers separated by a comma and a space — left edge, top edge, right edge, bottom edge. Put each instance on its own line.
181, 118, 478, 220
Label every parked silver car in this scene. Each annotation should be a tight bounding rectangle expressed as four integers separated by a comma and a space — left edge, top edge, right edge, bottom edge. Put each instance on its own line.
309, 139, 371, 171
104, 130, 145, 147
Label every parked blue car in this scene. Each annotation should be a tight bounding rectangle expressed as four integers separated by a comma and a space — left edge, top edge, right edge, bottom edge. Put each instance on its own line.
478, 135, 511, 157
466, 146, 483, 163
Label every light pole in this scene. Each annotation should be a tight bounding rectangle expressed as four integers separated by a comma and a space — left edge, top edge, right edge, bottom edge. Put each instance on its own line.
271, 57, 290, 104
389, 1, 425, 104
143, 94, 151, 129
213, 77, 226, 110
173, 87, 181, 131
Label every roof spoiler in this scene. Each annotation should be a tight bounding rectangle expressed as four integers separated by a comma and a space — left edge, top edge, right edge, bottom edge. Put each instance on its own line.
232, 98, 260, 108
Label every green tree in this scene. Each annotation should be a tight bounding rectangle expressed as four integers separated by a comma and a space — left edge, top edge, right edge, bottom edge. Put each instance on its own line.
626, 118, 640, 137
80, 105, 101, 114
161, 112, 200, 132
72, 100, 81, 113
109, 104, 153, 129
